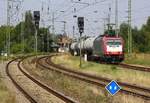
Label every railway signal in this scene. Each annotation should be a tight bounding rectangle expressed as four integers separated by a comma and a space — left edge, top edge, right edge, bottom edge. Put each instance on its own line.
33, 11, 40, 29
78, 17, 84, 67
33, 11, 40, 57
78, 17, 84, 34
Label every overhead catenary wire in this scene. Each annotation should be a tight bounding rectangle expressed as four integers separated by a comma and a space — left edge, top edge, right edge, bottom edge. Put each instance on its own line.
54, 1, 111, 35
55, 0, 110, 20
38, 0, 113, 35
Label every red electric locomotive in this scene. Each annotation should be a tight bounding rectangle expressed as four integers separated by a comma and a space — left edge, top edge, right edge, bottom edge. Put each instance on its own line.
70, 25, 124, 63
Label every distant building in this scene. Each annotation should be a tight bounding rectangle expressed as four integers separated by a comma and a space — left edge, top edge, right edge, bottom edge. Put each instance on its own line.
57, 34, 72, 52
57, 34, 72, 47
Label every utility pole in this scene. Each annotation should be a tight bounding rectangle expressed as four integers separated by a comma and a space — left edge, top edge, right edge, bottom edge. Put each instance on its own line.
107, 4, 111, 33
115, 0, 118, 37
73, 8, 77, 39
7, 0, 11, 56
47, 26, 51, 52
108, 4, 111, 25
47, 4, 50, 52
21, 13, 24, 54
102, 18, 107, 32
41, 1, 45, 52
128, 0, 132, 54
47, 28, 49, 52
35, 29, 38, 56
79, 33, 82, 67
73, 26, 75, 38
52, 12, 55, 35
6, 0, 23, 56
62, 21, 66, 35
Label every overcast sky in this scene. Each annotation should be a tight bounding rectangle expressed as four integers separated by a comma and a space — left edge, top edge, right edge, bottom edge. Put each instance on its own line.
0, 0, 150, 37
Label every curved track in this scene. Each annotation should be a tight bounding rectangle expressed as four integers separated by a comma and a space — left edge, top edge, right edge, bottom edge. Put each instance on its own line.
6, 57, 78, 103
6, 58, 37, 103
36, 55, 150, 100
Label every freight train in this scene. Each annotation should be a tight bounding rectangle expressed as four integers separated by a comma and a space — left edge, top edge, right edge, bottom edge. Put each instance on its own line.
70, 27, 124, 63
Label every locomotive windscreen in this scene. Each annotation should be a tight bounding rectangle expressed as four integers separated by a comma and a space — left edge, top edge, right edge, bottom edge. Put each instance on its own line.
107, 41, 121, 46
107, 40, 121, 45
106, 39, 123, 52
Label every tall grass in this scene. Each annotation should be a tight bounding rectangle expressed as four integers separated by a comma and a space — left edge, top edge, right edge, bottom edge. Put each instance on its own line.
52, 54, 150, 88
124, 53, 150, 66
23, 57, 147, 103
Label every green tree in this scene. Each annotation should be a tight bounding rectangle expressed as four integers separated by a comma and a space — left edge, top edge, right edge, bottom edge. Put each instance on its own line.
119, 23, 129, 52
0, 26, 7, 53
120, 17, 150, 53
24, 11, 35, 38
38, 28, 53, 52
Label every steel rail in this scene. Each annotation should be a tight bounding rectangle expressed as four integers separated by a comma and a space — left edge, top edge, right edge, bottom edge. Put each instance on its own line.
36, 55, 150, 100
6, 58, 37, 103
20, 56, 78, 103
119, 63, 150, 72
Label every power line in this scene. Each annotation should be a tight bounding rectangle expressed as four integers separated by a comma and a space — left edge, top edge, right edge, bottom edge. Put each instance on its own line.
54, 4, 75, 20
47, 0, 112, 35
55, 0, 109, 20
54, 0, 71, 12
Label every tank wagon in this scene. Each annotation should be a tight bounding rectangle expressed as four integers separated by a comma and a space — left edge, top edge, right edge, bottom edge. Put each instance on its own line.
70, 34, 124, 63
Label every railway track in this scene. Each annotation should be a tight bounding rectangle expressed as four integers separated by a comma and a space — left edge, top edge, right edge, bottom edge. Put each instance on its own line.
6, 58, 37, 103
36, 55, 150, 101
96, 60, 150, 73
6, 57, 78, 103
119, 63, 150, 72
86, 55, 150, 73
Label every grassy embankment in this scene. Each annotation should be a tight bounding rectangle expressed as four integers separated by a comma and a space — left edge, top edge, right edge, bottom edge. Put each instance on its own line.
52, 54, 150, 88
0, 75, 15, 103
22, 57, 146, 103
124, 53, 150, 66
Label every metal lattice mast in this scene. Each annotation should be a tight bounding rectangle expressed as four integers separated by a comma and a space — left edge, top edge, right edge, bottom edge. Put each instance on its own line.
73, 26, 75, 38
47, 0, 52, 52
108, 4, 111, 25
104, 19, 106, 32
41, 1, 45, 52
51, 12, 55, 43
128, 0, 132, 54
21, 13, 24, 53
7, 0, 23, 55
63, 21, 66, 35
7, 0, 11, 56
47, 4, 50, 52
115, 0, 118, 37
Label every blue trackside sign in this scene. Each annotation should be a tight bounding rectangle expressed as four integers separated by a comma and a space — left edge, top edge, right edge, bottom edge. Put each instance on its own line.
105, 80, 121, 95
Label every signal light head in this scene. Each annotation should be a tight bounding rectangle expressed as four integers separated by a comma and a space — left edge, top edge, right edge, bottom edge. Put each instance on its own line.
78, 17, 84, 33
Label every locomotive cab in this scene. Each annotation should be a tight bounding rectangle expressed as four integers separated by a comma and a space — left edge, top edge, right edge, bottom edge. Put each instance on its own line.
103, 37, 124, 62
93, 24, 124, 63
